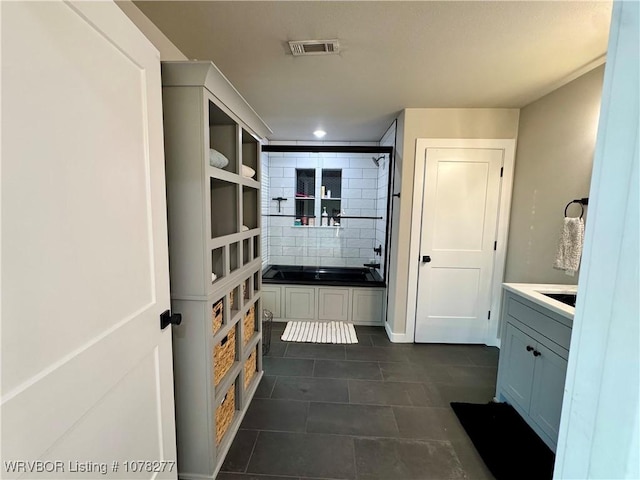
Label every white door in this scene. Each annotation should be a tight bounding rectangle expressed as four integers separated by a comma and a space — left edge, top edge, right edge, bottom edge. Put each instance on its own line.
2, 2, 177, 479
415, 147, 503, 343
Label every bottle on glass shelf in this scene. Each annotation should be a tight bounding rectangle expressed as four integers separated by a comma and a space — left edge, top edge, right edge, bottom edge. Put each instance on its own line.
321, 207, 328, 226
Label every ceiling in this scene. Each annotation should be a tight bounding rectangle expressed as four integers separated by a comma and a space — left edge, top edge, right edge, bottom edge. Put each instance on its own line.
135, 1, 612, 142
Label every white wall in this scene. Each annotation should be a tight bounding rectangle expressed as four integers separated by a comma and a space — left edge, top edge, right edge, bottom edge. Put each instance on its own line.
505, 66, 605, 284
387, 109, 520, 338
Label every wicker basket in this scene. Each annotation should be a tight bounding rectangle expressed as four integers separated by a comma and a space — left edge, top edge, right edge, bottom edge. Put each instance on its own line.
214, 327, 235, 386
243, 279, 249, 300
244, 350, 257, 390
243, 305, 255, 346
211, 299, 223, 334
215, 382, 235, 445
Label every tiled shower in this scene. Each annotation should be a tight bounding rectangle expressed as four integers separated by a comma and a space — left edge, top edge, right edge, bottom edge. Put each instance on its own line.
261, 151, 391, 274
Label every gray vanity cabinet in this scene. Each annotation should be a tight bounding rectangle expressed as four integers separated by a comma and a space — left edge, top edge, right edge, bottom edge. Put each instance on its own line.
501, 323, 536, 410
497, 289, 571, 452
529, 342, 568, 442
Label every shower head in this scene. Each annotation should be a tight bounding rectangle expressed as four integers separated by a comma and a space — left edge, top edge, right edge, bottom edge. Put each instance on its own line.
372, 156, 384, 167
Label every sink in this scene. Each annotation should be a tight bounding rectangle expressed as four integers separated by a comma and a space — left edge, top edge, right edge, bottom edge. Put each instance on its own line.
543, 293, 577, 307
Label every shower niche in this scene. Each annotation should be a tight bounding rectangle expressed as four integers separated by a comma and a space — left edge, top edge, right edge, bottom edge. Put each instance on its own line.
295, 168, 315, 222
320, 169, 342, 225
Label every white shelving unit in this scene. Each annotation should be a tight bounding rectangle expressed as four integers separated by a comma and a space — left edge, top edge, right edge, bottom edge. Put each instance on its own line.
161, 61, 270, 479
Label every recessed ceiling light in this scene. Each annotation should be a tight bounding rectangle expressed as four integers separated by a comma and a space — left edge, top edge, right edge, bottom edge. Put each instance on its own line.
313, 129, 326, 138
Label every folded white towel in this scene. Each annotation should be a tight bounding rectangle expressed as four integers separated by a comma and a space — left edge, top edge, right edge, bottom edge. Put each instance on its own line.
209, 149, 229, 169
242, 165, 256, 179
554, 217, 584, 276
241, 225, 249, 232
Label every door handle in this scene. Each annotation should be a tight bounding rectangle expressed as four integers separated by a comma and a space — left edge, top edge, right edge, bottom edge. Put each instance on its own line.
160, 309, 182, 330
526, 345, 534, 352
422, 255, 431, 263
533, 350, 541, 357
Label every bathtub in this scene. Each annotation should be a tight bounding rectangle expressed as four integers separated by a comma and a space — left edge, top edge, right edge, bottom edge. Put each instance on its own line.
262, 265, 384, 287
262, 265, 385, 325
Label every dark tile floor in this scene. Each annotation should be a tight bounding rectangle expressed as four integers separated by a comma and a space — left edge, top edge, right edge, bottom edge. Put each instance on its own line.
219, 324, 499, 480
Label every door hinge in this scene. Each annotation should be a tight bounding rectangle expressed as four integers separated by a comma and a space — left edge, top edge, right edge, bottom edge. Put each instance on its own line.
500, 167, 504, 177
494, 241, 497, 251
488, 311, 491, 319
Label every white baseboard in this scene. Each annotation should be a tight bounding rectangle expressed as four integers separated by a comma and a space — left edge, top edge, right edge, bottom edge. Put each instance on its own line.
385, 322, 413, 343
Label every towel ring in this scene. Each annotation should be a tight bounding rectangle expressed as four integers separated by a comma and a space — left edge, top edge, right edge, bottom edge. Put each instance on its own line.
564, 200, 584, 219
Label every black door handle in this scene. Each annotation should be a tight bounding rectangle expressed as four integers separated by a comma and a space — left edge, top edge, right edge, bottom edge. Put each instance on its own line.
422, 255, 431, 263
533, 350, 541, 357
526, 345, 534, 352
160, 309, 182, 330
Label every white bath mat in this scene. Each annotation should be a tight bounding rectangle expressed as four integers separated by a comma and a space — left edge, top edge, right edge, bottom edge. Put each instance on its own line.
281, 321, 358, 344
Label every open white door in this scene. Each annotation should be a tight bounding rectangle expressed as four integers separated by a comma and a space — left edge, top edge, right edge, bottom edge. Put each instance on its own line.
414, 147, 504, 343
2, 2, 177, 478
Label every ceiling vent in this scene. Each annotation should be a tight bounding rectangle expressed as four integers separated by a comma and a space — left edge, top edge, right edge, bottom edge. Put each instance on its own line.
288, 39, 340, 56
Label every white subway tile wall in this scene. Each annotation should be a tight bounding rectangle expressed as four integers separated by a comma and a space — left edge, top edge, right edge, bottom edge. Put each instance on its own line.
376, 123, 396, 278
261, 150, 270, 270
263, 151, 389, 269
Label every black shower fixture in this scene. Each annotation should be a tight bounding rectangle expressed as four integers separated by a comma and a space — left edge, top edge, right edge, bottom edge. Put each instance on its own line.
372, 156, 384, 167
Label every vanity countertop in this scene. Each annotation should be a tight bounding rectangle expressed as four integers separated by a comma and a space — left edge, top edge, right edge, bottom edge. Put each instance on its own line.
503, 283, 577, 320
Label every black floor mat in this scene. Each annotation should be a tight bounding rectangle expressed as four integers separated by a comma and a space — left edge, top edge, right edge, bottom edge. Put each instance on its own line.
450, 402, 555, 480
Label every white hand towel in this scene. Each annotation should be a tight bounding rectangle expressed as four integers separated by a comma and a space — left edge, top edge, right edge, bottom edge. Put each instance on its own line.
241, 165, 256, 179
209, 149, 229, 169
554, 217, 584, 276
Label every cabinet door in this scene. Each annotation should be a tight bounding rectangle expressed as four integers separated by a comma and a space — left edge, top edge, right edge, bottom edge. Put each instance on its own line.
318, 288, 350, 321
501, 323, 536, 412
352, 289, 384, 324
530, 343, 568, 445
262, 286, 281, 318
284, 287, 316, 319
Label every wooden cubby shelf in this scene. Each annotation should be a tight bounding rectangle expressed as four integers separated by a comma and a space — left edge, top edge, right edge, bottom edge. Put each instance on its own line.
161, 61, 269, 479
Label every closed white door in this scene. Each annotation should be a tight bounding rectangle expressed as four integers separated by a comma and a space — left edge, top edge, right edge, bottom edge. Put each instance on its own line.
415, 147, 503, 343
2, 2, 177, 478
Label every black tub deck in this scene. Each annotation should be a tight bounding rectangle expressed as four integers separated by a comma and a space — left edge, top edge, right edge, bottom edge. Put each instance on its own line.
262, 265, 384, 288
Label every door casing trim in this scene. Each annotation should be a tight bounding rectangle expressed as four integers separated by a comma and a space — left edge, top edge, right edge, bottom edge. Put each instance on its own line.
406, 138, 516, 346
